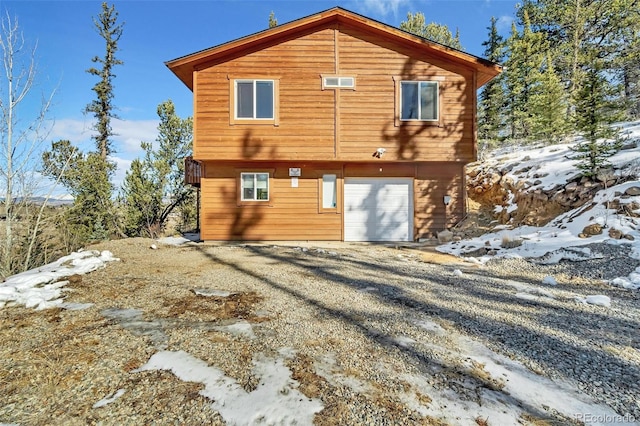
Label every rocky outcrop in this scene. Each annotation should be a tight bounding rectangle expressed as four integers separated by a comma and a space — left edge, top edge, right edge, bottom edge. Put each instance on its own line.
467, 163, 630, 227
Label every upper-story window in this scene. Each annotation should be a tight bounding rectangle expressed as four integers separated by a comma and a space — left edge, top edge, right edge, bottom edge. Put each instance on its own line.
235, 80, 274, 119
400, 81, 439, 121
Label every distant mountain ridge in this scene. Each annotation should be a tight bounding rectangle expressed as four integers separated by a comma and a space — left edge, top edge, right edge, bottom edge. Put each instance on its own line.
0, 196, 73, 207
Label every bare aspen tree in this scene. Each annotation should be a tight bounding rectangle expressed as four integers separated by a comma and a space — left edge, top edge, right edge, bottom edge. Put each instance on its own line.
0, 13, 55, 278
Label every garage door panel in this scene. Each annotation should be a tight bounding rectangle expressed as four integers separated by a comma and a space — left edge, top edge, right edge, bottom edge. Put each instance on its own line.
378, 212, 410, 225
344, 178, 413, 242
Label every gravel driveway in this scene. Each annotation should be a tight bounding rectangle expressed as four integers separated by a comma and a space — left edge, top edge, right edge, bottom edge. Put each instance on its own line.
1, 238, 639, 425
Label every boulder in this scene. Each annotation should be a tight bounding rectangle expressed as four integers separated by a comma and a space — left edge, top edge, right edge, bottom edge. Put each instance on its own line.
608, 228, 623, 239
582, 223, 603, 236
437, 230, 453, 244
500, 175, 514, 188
595, 168, 615, 182
625, 186, 640, 196
565, 182, 578, 192
467, 168, 480, 178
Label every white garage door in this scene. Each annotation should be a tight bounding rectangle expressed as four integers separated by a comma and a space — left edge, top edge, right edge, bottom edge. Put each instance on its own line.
344, 178, 413, 242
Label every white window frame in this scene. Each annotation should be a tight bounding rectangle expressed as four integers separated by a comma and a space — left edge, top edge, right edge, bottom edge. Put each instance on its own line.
400, 80, 439, 122
321, 75, 356, 90
234, 79, 275, 120
241, 172, 270, 201
322, 174, 337, 209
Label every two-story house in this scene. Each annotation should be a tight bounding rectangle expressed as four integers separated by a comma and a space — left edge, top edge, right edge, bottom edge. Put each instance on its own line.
168, 7, 501, 241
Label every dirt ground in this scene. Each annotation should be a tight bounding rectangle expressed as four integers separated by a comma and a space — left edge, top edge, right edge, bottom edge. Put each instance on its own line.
1, 237, 637, 425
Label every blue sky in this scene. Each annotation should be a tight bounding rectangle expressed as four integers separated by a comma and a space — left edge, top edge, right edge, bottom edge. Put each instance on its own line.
3, 0, 518, 188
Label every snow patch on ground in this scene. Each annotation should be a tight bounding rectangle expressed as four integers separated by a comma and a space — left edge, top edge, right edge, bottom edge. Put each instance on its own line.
0, 250, 118, 310
93, 389, 126, 408
134, 350, 323, 425
577, 295, 612, 307
439, 121, 640, 291
193, 289, 237, 297
214, 320, 256, 339
157, 236, 192, 246
405, 317, 625, 425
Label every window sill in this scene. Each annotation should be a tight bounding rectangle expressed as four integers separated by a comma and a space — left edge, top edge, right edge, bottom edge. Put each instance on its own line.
237, 200, 273, 207
231, 118, 278, 126
394, 119, 441, 127
319, 207, 339, 214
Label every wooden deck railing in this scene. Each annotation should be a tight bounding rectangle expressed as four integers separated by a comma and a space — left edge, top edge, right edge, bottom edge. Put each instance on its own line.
184, 157, 202, 186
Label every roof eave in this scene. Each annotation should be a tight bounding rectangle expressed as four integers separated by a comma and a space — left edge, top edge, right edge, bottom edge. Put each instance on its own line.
165, 7, 502, 91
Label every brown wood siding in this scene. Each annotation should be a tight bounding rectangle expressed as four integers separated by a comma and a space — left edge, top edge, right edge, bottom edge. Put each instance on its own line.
414, 162, 465, 238
192, 23, 477, 165
194, 28, 337, 162
344, 162, 415, 177
198, 160, 465, 241
200, 162, 342, 240
336, 27, 475, 163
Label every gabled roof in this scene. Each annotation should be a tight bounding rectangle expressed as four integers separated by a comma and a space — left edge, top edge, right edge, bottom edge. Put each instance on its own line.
166, 7, 502, 91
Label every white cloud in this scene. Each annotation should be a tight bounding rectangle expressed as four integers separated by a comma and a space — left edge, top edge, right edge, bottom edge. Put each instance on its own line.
112, 119, 159, 154
497, 15, 515, 32
110, 155, 133, 190
357, 0, 411, 18
47, 118, 95, 147
47, 117, 159, 157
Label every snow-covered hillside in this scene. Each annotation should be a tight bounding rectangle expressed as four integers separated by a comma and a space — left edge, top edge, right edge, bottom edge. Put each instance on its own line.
439, 121, 640, 290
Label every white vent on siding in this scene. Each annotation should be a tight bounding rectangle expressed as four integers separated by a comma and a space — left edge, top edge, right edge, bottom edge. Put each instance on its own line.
322, 76, 355, 89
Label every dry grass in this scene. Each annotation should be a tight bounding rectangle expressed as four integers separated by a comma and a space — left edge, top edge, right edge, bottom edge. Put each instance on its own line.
164, 291, 263, 320
467, 360, 506, 391
420, 248, 472, 265
501, 234, 523, 249
287, 353, 328, 399
519, 412, 558, 425
475, 416, 490, 425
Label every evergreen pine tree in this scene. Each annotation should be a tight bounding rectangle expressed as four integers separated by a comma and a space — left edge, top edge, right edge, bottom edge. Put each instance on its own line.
616, 21, 640, 119
503, 11, 550, 143
400, 12, 463, 50
268, 11, 278, 28
121, 155, 162, 237
517, 0, 637, 123
85, 2, 124, 160
571, 62, 624, 177
529, 51, 569, 142
41, 2, 125, 245
504, 22, 525, 141
42, 142, 117, 243
478, 16, 506, 148
121, 100, 193, 237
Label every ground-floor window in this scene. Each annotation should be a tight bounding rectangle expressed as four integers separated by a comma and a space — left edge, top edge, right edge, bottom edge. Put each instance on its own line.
322, 174, 337, 209
241, 172, 269, 201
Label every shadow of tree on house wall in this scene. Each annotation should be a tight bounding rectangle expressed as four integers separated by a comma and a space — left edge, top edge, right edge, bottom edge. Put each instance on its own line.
242, 129, 262, 159
382, 56, 473, 162
206, 128, 268, 240
415, 165, 464, 236
346, 181, 413, 241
